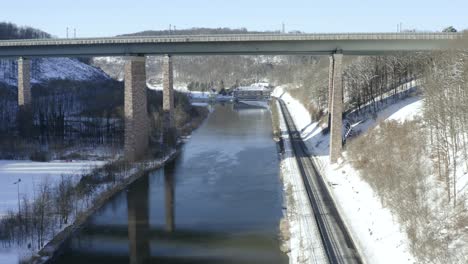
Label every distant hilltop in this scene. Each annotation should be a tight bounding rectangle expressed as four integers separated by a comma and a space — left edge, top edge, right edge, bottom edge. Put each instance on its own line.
118, 27, 301, 37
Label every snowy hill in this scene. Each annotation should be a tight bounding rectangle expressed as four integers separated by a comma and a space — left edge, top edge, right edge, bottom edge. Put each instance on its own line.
0, 57, 111, 87
93, 56, 125, 80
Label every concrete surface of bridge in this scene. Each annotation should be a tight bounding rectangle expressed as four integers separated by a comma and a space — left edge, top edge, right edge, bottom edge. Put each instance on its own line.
0, 33, 462, 57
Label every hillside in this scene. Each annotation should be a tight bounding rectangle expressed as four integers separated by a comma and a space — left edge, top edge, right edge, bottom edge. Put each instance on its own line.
0, 22, 51, 40
118, 27, 283, 37
93, 55, 279, 89
0, 58, 111, 87
92, 27, 296, 89
0, 22, 111, 87
274, 83, 468, 263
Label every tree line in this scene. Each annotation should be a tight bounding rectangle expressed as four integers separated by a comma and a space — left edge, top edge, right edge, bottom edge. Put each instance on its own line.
0, 22, 51, 40
423, 50, 468, 208
119, 27, 284, 37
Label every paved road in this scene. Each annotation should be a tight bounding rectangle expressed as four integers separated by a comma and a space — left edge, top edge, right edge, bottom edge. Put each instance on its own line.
278, 99, 362, 264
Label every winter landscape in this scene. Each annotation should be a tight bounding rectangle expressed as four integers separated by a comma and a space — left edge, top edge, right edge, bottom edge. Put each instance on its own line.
0, 1, 467, 263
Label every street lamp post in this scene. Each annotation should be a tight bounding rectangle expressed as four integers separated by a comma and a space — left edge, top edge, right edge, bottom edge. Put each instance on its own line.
13, 178, 21, 214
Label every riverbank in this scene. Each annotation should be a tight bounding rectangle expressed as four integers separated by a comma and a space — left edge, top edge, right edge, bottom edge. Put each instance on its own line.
0, 106, 210, 264
35, 150, 178, 264
35, 104, 210, 263
0, 160, 105, 218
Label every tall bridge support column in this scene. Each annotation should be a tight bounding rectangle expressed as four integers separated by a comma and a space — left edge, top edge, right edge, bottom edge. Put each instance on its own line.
329, 53, 343, 163
18, 57, 31, 108
163, 54, 176, 148
124, 56, 149, 162
17, 57, 33, 137
327, 55, 334, 129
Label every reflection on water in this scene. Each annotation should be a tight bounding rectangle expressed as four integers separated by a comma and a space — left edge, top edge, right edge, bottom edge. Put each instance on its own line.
127, 177, 150, 264
53, 103, 287, 264
164, 162, 175, 233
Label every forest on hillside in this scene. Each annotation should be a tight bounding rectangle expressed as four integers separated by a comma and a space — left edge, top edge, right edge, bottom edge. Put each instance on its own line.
119, 27, 284, 37
0, 22, 51, 40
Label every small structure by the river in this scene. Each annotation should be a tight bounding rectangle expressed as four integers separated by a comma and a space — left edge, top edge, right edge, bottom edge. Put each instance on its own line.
233, 84, 271, 101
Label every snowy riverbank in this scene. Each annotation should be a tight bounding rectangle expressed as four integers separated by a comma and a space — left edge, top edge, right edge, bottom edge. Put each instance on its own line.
0, 151, 177, 264
0, 160, 106, 263
273, 85, 417, 264
0, 160, 105, 217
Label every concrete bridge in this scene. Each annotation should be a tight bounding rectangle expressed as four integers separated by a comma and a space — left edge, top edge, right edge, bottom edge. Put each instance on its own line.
0, 32, 463, 162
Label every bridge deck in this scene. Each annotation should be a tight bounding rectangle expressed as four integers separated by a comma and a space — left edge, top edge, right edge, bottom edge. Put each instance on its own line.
0, 33, 464, 57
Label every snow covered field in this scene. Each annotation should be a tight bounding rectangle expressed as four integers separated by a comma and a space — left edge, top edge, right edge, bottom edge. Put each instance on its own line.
0, 160, 105, 217
273, 85, 419, 263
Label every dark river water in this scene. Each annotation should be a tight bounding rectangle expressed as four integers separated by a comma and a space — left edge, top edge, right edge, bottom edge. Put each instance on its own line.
53, 103, 287, 264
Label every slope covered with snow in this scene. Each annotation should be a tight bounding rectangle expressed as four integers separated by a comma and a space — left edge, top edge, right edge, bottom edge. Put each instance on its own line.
0, 58, 110, 87
273, 85, 418, 264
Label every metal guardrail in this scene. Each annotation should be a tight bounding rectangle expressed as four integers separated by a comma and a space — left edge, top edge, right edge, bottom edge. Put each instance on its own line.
0, 32, 463, 47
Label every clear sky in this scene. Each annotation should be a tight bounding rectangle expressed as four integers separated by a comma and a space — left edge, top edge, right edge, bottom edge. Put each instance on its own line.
3, 0, 467, 37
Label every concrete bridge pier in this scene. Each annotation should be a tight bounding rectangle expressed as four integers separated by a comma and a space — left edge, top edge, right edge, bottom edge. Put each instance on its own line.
163, 54, 177, 148
327, 55, 334, 129
329, 53, 343, 163
124, 56, 149, 162
18, 57, 31, 108
17, 57, 33, 137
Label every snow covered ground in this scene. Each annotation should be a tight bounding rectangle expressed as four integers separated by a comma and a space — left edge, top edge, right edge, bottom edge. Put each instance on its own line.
0, 160, 105, 217
0, 58, 110, 87
0, 159, 104, 264
188, 91, 215, 100
276, 101, 328, 264
273, 85, 419, 263
0, 151, 177, 262
147, 82, 189, 92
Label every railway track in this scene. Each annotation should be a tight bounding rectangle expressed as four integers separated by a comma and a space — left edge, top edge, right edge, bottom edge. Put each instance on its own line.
278, 99, 362, 264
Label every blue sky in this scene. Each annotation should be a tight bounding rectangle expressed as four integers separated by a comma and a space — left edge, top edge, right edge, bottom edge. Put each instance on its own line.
3, 0, 467, 37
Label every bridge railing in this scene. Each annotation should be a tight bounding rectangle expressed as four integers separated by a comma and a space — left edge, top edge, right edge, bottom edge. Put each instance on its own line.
0, 32, 463, 47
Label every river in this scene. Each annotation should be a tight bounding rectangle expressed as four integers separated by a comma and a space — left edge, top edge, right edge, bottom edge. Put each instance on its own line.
53, 103, 287, 264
